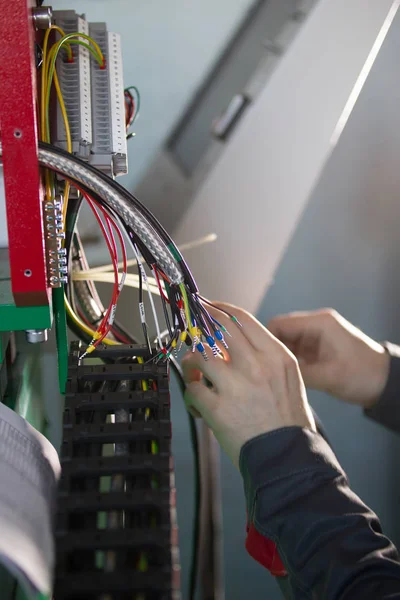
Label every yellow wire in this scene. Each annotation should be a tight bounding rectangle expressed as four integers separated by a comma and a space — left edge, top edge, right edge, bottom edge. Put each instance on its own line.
46, 73, 116, 347
41, 26, 72, 141
137, 356, 148, 391
40, 30, 120, 347
51, 65, 72, 221
180, 283, 195, 338
64, 296, 119, 346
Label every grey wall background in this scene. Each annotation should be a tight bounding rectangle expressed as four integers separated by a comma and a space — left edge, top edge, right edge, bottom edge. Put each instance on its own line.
254, 7, 400, 597
175, 11, 400, 597
53, 0, 255, 188
41, 4, 400, 600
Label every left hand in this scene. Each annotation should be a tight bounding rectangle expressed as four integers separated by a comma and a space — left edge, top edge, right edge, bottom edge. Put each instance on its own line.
182, 302, 316, 468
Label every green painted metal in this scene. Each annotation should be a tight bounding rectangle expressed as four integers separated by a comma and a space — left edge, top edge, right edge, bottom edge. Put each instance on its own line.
0, 250, 52, 332
0, 302, 52, 332
52, 287, 68, 394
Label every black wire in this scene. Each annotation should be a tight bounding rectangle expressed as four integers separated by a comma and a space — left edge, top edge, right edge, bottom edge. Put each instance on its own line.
39, 142, 198, 292
188, 292, 212, 338
160, 286, 173, 340
113, 320, 140, 345
130, 234, 151, 354
170, 357, 201, 600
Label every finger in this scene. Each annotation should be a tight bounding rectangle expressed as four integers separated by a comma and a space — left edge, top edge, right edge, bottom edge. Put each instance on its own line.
268, 312, 318, 344
211, 301, 287, 356
201, 305, 256, 370
183, 364, 203, 384
182, 349, 229, 393
187, 405, 202, 419
184, 381, 218, 422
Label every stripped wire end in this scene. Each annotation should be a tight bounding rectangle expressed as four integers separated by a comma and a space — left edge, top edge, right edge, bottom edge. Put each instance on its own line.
231, 315, 243, 328
214, 330, 228, 350
79, 343, 95, 360
220, 325, 232, 338
196, 342, 209, 361
206, 336, 219, 357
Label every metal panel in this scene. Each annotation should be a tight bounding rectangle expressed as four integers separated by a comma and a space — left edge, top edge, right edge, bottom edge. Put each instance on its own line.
0, 0, 49, 307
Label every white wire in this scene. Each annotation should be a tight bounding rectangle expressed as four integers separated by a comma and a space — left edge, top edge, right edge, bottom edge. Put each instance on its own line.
72, 271, 160, 295
82, 233, 218, 274
131, 243, 163, 349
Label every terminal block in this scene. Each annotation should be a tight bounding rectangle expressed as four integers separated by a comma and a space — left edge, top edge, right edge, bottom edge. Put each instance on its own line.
89, 23, 128, 178
43, 194, 67, 288
53, 10, 92, 160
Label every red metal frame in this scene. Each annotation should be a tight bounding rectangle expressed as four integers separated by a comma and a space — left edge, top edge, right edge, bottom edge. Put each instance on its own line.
0, 0, 49, 306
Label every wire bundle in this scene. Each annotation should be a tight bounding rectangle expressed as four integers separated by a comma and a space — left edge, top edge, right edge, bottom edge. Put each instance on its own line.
124, 85, 140, 140
37, 25, 240, 363
38, 141, 241, 360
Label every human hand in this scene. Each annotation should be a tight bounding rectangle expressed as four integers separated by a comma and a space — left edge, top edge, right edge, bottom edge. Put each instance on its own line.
182, 303, 315, 469
268, 309, 390, 409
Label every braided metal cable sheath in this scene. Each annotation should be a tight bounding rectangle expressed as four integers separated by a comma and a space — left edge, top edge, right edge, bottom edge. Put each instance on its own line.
38, 146, 183, 284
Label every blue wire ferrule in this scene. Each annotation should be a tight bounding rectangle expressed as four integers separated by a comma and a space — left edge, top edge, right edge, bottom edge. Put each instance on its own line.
196, 342, 209, 361
206, 336, 218, 357
214, 330, 228, 349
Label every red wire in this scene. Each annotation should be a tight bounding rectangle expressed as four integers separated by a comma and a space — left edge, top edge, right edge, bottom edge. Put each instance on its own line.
124, 91, 135, 128
84, 197, 119, 344
111, 327, 131, 344
111, 218, 128, 275
67, 181, 129, 347
158, 270, 171, 285
105, 215, 118, 263
77, 306, 95, 329
89, 202, 128, 346
153, 268, 170, 304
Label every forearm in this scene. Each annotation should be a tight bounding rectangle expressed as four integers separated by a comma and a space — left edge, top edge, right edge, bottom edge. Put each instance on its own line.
365, 343, 400, 433
240, 428, 400, 599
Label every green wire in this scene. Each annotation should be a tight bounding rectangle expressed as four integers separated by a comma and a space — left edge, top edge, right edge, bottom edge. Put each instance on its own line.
125, 85, 141, 125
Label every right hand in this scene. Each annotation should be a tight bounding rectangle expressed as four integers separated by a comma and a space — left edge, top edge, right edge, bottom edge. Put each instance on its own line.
268, 309, 390, 409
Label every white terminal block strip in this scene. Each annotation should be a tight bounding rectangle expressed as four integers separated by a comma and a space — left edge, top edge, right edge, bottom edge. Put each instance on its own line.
53, 10, 93, 159
89, 23, 128, 178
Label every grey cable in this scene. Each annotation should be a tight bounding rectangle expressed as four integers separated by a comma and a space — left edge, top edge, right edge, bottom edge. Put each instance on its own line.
0, 139, 184, 285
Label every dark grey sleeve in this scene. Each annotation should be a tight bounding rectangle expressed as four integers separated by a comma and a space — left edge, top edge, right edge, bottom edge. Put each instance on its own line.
364, 342, 400, 433
240, 427, 400, 599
